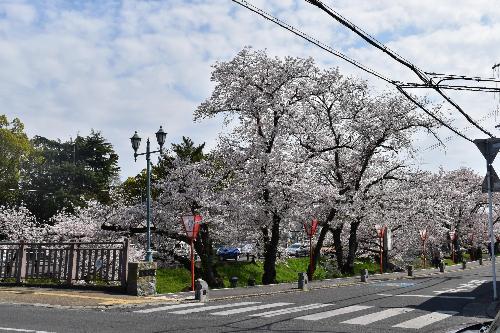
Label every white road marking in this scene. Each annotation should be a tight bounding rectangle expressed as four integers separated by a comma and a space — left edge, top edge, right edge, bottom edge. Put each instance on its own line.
377, 293, 475, 300
341, 307, 414, 325
433, 279, 487, 294
134, 303, 204, 313
249, 303, 333, 318
0, 328, 55, 333
169, 302, 260, 314
393, 311, 458, 329
210, 303, 293, 315
295, 305, 372, 321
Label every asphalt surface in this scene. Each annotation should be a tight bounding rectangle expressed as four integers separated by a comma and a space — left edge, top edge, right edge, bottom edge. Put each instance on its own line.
0, 260, 498, 333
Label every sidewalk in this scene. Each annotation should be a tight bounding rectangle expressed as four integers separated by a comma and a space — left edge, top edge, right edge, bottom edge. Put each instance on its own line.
0, 259, 495, 313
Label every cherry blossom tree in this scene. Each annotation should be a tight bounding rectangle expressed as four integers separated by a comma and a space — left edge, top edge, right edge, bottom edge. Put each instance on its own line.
289, 65, 441, 274
195, 48, 319, 284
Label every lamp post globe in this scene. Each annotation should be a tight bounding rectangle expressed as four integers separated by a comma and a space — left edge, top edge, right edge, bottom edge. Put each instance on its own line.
130, 131, 141, 152
155, 126, 167, 150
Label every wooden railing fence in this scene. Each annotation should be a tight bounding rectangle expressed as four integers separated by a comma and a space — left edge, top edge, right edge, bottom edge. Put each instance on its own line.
0, 239, 129, 287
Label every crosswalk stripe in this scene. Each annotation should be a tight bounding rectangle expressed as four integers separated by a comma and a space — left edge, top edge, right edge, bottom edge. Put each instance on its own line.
134, 303, 204, 313
295, 305, 372, 321
169, 302, 260, 314
210, 303, 293, 316
393, 311, 458, 329
249, 303, 333, 318
377, 293, 475, 300
341, 307, 414, 325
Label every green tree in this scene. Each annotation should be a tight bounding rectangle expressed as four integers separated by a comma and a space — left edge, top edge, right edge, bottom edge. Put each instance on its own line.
0, 115, 32, 206
21, 130, 120, 221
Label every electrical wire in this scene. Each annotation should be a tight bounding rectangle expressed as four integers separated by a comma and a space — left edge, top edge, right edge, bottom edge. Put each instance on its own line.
303, 0, 494, 138
230, 0, 397, 85
230, 0, 472, 142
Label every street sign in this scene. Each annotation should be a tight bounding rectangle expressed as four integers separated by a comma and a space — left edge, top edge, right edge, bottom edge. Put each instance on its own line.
419, 229, 428, 241
482, 166, 500, 193
181, 214, 202, 240
304, 219, 319, 237
474, 138, 500, 164
384, 228, 392, 251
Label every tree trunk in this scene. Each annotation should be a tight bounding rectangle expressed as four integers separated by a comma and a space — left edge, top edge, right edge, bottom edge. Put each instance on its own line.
342, 221, 360, 275
194, 223, 223, 288
331, 224, 344, 272
262, 213, 280, 285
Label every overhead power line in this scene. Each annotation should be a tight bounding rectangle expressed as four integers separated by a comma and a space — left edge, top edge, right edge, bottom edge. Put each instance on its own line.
303, 0, 494, 138
230, 0, 472, 142
230, 0, 397, 84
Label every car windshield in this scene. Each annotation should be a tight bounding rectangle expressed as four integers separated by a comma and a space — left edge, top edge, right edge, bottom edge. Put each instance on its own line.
289, 244, 300, 248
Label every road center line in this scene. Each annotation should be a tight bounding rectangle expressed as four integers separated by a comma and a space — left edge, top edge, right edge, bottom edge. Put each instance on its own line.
0, 327, 56, 333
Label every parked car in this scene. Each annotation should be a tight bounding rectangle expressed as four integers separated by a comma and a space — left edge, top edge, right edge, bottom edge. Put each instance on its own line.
217, 246, 241, 261
239, 243, 256, 255
286, 243, 308, 257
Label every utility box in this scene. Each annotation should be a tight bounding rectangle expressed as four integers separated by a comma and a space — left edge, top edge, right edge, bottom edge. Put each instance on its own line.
127, 262, 157, 296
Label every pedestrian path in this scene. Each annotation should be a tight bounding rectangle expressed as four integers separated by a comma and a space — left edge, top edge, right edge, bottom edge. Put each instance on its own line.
133, 301, 462, 330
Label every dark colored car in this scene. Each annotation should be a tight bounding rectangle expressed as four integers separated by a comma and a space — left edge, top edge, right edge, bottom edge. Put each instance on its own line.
217, 247, 241, 261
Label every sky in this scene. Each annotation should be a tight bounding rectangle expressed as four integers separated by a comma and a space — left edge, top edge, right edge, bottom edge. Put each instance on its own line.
1, 0, 500, 180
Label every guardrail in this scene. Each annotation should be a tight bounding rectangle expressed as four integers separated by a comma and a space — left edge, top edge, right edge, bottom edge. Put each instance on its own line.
0, 239, 129, 287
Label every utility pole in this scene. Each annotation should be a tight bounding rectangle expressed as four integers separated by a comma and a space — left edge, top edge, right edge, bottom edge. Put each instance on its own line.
474, 138, 500, 300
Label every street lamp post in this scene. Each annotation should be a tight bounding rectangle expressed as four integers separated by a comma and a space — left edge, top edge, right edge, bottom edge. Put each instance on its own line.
130, 126, 167, 262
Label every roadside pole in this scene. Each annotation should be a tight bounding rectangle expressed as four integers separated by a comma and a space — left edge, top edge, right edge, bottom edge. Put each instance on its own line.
487, 152, 497, 300
181, 214, 202, 291
304, 219, 319, 280
474, 138, 500, 300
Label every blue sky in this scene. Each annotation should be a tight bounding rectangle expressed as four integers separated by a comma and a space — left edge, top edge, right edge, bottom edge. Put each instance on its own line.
1, 0, 500, 179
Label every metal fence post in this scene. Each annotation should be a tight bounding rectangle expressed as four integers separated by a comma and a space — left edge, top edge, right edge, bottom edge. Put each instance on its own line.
16, 240, 27, 284
121, 238, 129, 288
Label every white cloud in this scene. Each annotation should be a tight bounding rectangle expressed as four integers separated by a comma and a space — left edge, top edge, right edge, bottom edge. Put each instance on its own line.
1, 0, 500, 179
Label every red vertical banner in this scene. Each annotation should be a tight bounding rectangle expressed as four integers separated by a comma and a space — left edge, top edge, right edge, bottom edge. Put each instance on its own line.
449, 231, 457, 263
419, 229, 428, 268
181, 214, 202, 291
375, 225, 386, 274
304, 219, 319, 280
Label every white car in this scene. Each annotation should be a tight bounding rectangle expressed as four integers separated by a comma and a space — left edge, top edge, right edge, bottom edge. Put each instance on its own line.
286, 243, 308, 257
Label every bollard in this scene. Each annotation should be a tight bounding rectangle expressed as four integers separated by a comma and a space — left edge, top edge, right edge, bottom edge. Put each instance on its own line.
407, 265, 413, 277
479, 257, 483, 265
246, 253, 250, 261
439, 261, 445, 273
195, 279, 209, 302
462, 261, 466, 269
247, 277, 256, 287
230, 276, 238, 288
360, 269, 368, 282
298, 272, 308, 290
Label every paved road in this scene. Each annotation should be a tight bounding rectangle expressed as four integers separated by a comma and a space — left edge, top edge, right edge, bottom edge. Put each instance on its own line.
0, 264, 497, 332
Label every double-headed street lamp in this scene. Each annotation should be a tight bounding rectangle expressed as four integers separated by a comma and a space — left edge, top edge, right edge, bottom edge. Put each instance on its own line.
130, 126, 167, 262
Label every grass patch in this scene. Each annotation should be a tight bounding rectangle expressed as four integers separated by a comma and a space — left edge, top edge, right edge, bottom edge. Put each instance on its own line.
156, 267, 191, 294
156, 257, 371, 293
